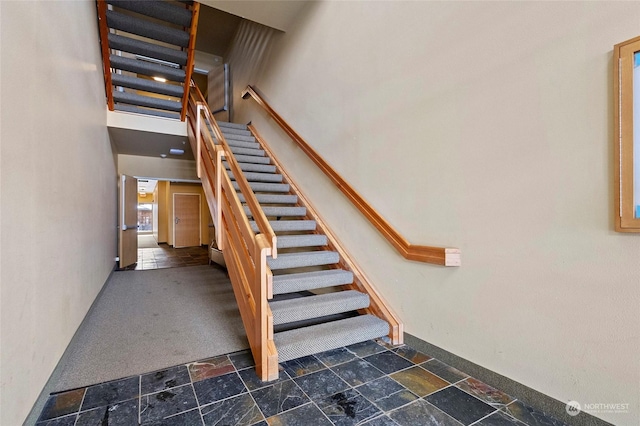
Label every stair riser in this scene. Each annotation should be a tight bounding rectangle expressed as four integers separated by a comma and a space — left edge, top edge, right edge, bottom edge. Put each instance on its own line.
249, 221, 316, 233
232, 182, 290, 193
244, 207, 306, 217
229, 146, 265, 157
110, 55, 185, 82
225, 162, 276, 174
222, 133, 256, 143
111, 73, 184, 98
108, 0, 193, 27
106, 10, 190, 48
113, 91, 182, 112
230, 172, 283, 183
238, 194, 298, 204
272, 270, 354, 295
268, 252, 340, 270
108, 33, 188, 66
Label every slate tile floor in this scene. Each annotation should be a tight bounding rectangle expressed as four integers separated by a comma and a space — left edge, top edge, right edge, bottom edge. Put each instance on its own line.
36, 340, 569, 426
127, 245, 209, 271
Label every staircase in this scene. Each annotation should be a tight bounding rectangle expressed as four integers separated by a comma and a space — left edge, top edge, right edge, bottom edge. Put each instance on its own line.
215, 121, 393, 363
97, 0, 199, 120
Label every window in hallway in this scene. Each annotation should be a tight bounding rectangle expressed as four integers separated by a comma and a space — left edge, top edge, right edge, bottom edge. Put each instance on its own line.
137, 203, 153, 232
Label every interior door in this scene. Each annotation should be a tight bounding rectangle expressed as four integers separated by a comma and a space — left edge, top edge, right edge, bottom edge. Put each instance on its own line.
174, 193, 201, 248
119, 174, 138, 268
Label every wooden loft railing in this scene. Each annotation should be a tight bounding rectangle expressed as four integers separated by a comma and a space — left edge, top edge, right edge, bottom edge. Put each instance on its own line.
242, 86, 461, 266
187, 83, 278, 380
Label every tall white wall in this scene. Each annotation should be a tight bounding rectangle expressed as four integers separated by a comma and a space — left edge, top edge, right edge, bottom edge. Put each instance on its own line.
233, 2, 640, 424
0, 1, 117, 424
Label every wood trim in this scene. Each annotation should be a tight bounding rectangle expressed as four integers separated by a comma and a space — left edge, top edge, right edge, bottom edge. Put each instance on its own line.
250, 125, 404, 344
242, 86, 460, 266
180, 3, 200, 121
614, 37, 640, 232
96, 0, 114, 110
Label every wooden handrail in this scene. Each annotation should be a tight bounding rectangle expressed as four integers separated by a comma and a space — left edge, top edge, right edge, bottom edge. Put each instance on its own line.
180, 2, 200, 121
242, 86, 461, 266
96, 0, 114, 110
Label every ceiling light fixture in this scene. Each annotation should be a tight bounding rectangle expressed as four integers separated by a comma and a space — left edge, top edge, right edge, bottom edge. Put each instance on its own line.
153, 76, 167, 83
169, 148, 184, 155
160, 154, 167, 158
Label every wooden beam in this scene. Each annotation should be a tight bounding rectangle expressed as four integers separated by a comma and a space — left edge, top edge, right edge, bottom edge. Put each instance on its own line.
242, 86, 460, 266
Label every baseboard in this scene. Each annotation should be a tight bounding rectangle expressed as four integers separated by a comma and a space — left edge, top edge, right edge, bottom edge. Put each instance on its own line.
23, 268, 116, 426
404, 333, 612, 426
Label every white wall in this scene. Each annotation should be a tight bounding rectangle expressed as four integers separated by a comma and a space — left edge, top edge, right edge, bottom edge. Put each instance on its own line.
233, 2, 640, 424
0, 1, 116, 424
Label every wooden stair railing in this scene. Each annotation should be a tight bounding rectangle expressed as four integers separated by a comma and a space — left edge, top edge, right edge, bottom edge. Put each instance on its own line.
242, 86, 461, 266
187, 84, 278, 380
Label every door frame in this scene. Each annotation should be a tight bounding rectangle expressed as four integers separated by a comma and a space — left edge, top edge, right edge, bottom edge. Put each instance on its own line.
172, 192, 202, 248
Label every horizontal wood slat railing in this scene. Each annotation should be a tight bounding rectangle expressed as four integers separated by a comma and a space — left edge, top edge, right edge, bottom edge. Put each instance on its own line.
242, 86, 460, 266
187, 84, 278, 380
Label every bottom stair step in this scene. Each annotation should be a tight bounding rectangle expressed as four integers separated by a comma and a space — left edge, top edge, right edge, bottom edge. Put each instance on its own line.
274, 314, 389, 363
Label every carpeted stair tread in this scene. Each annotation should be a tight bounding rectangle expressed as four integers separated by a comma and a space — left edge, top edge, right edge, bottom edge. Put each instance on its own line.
224, 161, 276, 174
106, 10, 190, 47
272, 270, 353, 294
223, 139, 261, 150
110, 55, 185, 82
113, 91, 182, 112
233, 155, 272, 165
239, 193, 297, 204
244, 206, 306, 218
232, 181, 290, 193
230, 171, 283, 183
249, 220, 316, 233
114, 104, 180, 119
107, 34, 188, 66
276, 234, 328, 249
274, 315, 390, 362
221, 133, 256, 143
267, 251, 339, 270
108, 0, 193, 27
219, 127, 252, 137
111, 73, 184, 98
228, 146, 265, 157
217, 121, 248, 130
270, 291, 369, 325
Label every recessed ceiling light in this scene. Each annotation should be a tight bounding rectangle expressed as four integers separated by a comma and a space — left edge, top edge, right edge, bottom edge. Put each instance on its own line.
153, 76, 167, 83
169, 149, 184, 155
160, 154, 167, 158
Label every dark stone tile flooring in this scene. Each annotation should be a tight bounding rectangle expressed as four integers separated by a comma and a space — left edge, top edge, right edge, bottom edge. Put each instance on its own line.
124, 245, 209, 271
36, 340, 568, 426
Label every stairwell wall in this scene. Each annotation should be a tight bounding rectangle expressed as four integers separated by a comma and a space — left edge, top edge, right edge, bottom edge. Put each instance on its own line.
0, 1, 117, 424
232, 2, 640, 424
